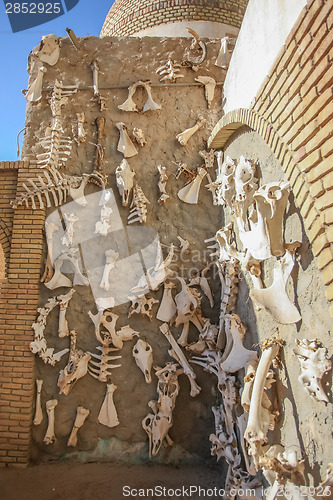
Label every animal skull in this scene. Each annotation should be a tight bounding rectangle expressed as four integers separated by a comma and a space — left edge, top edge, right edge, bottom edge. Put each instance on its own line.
133, 339, 153, 383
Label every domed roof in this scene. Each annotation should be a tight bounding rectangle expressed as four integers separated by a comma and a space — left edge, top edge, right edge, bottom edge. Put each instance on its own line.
101, 0, 248, 37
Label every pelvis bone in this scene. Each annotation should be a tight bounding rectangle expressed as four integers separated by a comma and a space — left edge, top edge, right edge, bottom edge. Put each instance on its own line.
250, 251, 301, 324
293, 338, 332, 403
133, 339, 153, 383
116, 159, 135, 207
118, 81, 161, 113
57, 330, 91, 395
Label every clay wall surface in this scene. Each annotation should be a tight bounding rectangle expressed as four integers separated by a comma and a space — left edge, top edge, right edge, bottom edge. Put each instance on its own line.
18, 36, 229, 465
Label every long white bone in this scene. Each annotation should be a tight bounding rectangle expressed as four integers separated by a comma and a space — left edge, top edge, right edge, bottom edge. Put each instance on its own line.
67, 406, 90, 447
250, 251, 301, 324
76, 113, 86, 143
157, 281, 177, 322
133, 339, 153, 383
159, 323, 201, 397
293, 339, 332, 403
116, 122, 138, 158
33, 379, 43, 426
157, 164, 169, 204
100, 249, 119, 291
116, 159, 135, 207
178, 167, 207, 204
98, 383, 120, 428
44, 399, 58, 445
176, 116, 206, 146
91, 60, 99, 96
244, 338, 282, 465
57, 289, 75, 338
194, 76, 216, 108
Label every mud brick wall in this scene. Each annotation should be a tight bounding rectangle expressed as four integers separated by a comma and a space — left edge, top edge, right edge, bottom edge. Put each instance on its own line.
0, 161, 45, 466
209, 0, 333, 315
101, 0, 248, 36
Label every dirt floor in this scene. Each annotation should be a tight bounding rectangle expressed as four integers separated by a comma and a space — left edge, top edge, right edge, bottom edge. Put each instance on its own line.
0, 462, 227, 500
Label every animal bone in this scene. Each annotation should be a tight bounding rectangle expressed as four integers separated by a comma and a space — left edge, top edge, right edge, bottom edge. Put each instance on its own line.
157, 164, 169, 204
98, 383, 120, 427
157, 281, 177, 322
94, 204, 113, 236
206, 154, 235, 207
57, 288, 75, 338
116, 122, 138, 158
44, 399, 58, 445
130, 243, 175, 295
215, 36, 236, 69
93, 116, 106, 172
59, 248, 89, 287
30, 295, 71, 365
156, 59, 184, 82
91, 60, 100, 96
76, 113, 86, 143
118, 81, 161, 113
100, 249, 119, 291
220, 314, 258, 373
173, 161, 197, 183
195, 76, 216, 108
188, 263, 214, 308
293, 339, 332, 403
128, 184, 150, 224
186, 318, 218, 354
132, 127, 147, 147
67, 406, 90, 447
33, 34, 60, 66
33, 379, 43, 426
41, 222, 59, 283
183, 28, 207, 69
128, 295, 159, 321
57, 330, 91, 395
174, 277, 203, 346
142, 362, 181, 456
133, 339, 153, 383
250, 251, 301, 324
176, 116, 206, 146
177, 236, 190, 258
116, 159, 135, 207
244, 338, 283, 465
90, 309, 138, 350
160, 323, 201, 397
25, 65, 47, 102
178, 167, 207, 204
61, 213, 79, 247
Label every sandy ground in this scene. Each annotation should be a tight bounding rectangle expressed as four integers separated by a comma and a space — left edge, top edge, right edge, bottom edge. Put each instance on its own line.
0, 463, 227, 500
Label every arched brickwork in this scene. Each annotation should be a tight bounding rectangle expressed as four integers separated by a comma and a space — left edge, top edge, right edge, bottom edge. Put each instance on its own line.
0, 222, 11, 279
208, 106, 333, 316
101, 0, 248, 36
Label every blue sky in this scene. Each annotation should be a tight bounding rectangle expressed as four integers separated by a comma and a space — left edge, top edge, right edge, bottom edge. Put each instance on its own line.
0, 1, 114, 160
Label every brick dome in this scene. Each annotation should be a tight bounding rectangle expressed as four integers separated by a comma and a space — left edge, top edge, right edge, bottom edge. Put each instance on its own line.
101, 0, 248, 37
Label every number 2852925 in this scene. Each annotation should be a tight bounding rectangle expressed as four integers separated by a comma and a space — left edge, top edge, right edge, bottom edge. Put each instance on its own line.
5, 3, 62, 14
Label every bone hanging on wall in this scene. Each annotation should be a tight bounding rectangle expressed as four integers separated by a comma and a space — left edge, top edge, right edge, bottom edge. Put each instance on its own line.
156, 59, 184, 83
182, 28, 207, 70
67, 406, 90, 447
178, 167, 207, 204
100, 249, 119, 291
176, 116, 206, 146
194, 76, 216, 108
57, 330, 91, 395
44, 399, 58, 445
33, 379, 43, 426
116, 122, 138, 158
118, 81, 161, 113
133, 339, 153, 383
128, 184, 150, 224
157, 165, 169, 204
98, 384, 120, 427
116, 159, 135, 207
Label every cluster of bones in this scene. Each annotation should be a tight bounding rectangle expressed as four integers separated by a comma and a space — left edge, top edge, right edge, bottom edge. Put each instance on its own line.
20, 32, 332, 500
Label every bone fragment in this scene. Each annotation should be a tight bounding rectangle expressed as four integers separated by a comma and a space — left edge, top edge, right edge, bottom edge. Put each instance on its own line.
250, 251, 301, 324
116, 159, 135, 207
25, 66, 47, 102
159, 323, 201, 397
59, 248, 89, 287
215, 36, 236, 68
194, 76, 216, 108
133, 339, 153, 383
33, 379, 43, 426
132, 128, 147, 147
76, 113, 86, 143
67, 406, 90, 447
128, 184, 150, 224
293, 339, 332, 403
178, 167, 207, 204
93, 116, 106, 172
94, 204, 113, 236
98, 384, 119, 427
156, 59, 184, 83
44, 399, 58, 445
116, 122, 138, 158
57, 331, 91, 395
128, 296, 159, 321
183, 29, 207, 69
244, 338, 282, 465
91, 60, 99, 96
61, 213, 79, 247
157, 164, 169, 204
34, 34, 60, 66
220, 314, 258, 373
176, 116, 206, 146
157, 281, 177, 322
100, 249, 119, 291
57, 288, 75, 338
174, 277, 203, 346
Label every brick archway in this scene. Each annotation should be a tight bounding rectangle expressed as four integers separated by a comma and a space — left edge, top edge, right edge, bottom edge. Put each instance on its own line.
208, 107, 333, 317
